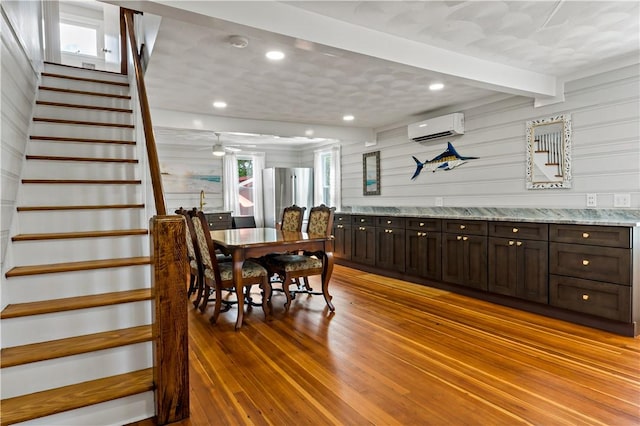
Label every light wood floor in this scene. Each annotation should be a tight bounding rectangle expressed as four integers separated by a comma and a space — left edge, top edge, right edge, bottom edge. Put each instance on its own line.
177, 265, 640, 425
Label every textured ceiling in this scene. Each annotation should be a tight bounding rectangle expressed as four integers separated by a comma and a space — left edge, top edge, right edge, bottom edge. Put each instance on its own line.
141, 0, 639, 146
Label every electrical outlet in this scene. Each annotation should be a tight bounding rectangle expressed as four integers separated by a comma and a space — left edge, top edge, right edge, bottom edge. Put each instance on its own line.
613, 193, 631, 208
586, 193, 597, 207
435, 197, 444, 207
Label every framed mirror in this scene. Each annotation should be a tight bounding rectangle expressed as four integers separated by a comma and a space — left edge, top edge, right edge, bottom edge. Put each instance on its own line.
363, 151, 380, 196
526, 114, 572, 189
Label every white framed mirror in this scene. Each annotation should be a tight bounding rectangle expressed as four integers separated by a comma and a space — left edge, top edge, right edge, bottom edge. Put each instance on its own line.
526, 114, 572, 189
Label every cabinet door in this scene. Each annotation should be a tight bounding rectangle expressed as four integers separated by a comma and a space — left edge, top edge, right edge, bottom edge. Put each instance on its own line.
442, 234, 465, 285
376, 227, 405, 272
517, 239, 548, 303
352, 226, 376, 265
333, 223, 352, 260
406, 230, 441, 280
463, 235, 488, 290
488, 237, 518, 296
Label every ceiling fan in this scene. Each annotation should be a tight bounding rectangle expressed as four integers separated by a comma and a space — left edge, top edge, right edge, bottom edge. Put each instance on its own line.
210, 132, 242, 157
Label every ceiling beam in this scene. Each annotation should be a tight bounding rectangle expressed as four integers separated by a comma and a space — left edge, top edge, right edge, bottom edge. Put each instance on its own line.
151, 0, 558, 99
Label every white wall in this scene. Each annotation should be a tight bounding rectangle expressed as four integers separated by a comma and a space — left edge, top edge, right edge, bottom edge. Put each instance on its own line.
1, 2, 42, 266
341, 65, 640, 210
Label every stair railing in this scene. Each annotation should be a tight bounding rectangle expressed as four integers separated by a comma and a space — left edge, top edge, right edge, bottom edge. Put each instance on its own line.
121, 8, 189, 425
122, 8, 166, 216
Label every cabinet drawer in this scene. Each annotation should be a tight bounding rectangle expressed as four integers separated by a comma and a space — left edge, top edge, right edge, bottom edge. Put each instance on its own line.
443, 219, 487, 235
352, 215, 375, 226
406, 218, 441, 232
549, 275, 631, 322
204, 213, 232, 230
549, 224, 631, 248
549, 243, 631, 285
489, 221, 548, 240
375, 216, 405, 229
334, 214, 351, 224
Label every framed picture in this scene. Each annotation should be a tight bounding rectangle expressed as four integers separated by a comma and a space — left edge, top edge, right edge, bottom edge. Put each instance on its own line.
363, 151, 380, 196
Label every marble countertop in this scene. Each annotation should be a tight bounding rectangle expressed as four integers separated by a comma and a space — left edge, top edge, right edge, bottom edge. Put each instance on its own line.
338, 207, 640, 226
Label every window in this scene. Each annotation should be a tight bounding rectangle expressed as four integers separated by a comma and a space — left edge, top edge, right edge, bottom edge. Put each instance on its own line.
321, 152, 332, 205
314, 144, 341, 210
59, 22, 98, 56
237, 157, 254, 216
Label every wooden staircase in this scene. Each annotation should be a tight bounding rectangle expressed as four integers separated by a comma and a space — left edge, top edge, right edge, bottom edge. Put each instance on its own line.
1, 63, 156, 425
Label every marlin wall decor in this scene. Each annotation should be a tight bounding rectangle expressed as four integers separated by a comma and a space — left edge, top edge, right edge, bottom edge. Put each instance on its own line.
411, 142, 479, 180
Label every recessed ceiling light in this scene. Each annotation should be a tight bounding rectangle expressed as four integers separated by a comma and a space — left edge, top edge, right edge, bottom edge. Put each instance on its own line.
266, 50, 285, 60
213, 101, 227, 109
429, 83, 444, 91
343, 115, 355, 121
305, 129, 314, 136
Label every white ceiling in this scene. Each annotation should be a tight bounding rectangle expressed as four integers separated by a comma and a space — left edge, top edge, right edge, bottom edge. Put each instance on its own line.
126, 1, 639, 147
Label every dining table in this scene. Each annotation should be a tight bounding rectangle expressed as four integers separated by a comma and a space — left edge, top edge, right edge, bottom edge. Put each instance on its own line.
209, 227, 335, 329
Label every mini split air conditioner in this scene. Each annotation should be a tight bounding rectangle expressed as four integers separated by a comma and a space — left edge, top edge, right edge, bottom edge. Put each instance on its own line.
408, 113, 464, 142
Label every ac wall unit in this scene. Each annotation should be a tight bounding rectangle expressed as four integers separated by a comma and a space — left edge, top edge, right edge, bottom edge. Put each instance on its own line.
408, 113, 464, 142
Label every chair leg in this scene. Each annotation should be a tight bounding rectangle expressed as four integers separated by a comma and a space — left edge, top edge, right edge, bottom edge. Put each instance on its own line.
282, 273, 293, 310
199, 284, 211, 312
302, 277, 313, 292
210, 283, 223, 324
193, 271, 205, 309
187, 272, 197, 297
260, 277, 272, 320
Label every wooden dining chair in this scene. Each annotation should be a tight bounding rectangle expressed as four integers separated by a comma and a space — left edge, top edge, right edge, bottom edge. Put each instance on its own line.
277, 204, 306, 231
175, 207, 202, 304
190, 210, 271, 324
266, 204, 335, 310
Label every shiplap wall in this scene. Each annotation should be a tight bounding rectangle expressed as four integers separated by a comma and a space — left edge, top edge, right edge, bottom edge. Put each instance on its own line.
341, 65, 640, 210
1, 3, 42, 266
156, 141, 311, 213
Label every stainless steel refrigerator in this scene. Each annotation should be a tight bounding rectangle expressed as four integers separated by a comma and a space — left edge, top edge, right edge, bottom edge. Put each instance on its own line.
262, 167, 314, 228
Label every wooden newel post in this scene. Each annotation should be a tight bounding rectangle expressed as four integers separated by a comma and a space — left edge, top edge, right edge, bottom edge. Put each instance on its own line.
150, 215, 189, 424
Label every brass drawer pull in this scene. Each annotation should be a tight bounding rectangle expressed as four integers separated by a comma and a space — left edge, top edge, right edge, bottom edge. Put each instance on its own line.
462, 236, 468, 241
459, 224, 466, 230
508, 240, 515, 246
582, 294, 590, 301
456, 236, 462, 241
582, 232, 590, 238
516, 241, 522, 246
360, 218, 365, 222
218, 216, 223, 220
582, 259, 590, 266
337, 224, 343, 229
512, 227, 519, 233
359, 227, 366, 231
419, 222, 425, 227
387, 220, 392, 224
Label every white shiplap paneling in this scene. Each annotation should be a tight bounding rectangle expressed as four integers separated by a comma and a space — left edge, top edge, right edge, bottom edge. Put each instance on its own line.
341, 65, 640, 210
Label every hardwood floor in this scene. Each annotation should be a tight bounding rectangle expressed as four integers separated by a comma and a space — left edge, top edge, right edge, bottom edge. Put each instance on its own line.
177, 265, 639, 425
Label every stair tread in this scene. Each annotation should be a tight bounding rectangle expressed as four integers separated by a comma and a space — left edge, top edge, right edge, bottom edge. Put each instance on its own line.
0, 288, 152, 319
0, 368, 154, 425
41, 72, 129, 87
36, 100, 132, 113
12, 229, 148, 241
17, 204, 145, 211
5, 256, 151, 277
30, 135, 136, 145
44, 61, 127, 76
22, 179, 142, 184
33, 117, 134, 128
26, 155, 138, 163
39, 86, 131, 99
1, 325, 153, 368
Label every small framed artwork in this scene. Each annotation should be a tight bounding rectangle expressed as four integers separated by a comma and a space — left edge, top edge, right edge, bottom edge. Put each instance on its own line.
363, 151, 380, 196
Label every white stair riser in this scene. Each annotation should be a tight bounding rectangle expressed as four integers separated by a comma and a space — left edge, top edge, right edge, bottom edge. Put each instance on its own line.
35, 104, 132, 125
11, 236, 148, 265
16, 392, 155, 426
28, 140, 136, 158
1, 301, 152, 347
37, 89, 131, 111
32, 122, 134, 141
18, 183, 142, 205
44, 64, 129, 84
41, 75, 129, 97
3, 266, 151, 304
1, 343, 152, 399
16, 209, 147, 233
23, 161, 139, 180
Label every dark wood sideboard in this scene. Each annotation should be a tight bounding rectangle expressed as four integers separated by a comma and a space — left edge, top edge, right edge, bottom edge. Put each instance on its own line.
333, 213, 639, 337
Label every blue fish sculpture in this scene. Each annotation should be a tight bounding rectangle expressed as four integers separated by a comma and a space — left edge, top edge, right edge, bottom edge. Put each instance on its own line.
411, 142, 478, 180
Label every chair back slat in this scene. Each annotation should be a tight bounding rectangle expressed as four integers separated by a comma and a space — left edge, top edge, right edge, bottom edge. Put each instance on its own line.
175, 208, 197, 262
